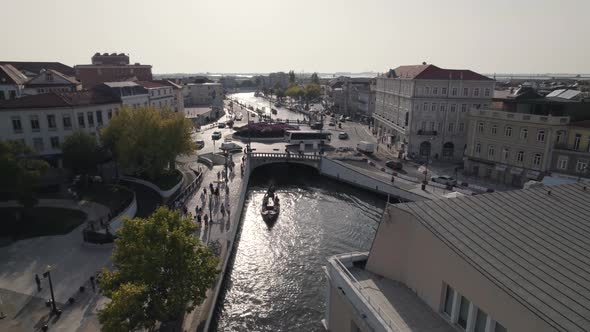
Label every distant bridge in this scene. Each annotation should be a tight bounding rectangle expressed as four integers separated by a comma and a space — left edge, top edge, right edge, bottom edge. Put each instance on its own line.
248, 152, 322, 170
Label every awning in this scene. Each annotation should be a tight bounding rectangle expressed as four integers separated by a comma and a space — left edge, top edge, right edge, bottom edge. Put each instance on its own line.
526, 170, 541, 179
495, 164, 507, 171
510, 167, 524, 175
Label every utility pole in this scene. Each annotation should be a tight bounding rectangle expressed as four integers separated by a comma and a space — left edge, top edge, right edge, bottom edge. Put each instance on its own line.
43, 268, 59, 315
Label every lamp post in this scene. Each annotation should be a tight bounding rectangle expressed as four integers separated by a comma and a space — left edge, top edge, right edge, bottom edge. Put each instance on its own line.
43, 268, 59, 315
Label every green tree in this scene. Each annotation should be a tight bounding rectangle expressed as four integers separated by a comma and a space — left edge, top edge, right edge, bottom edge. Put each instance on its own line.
0, 140, 49, 214
98, 207, 219, 331
61, 131, 102, 186
310, 72, 320, 85
101, 107, 195, 180
288, 70, 296, 84
305, 83, 322, 102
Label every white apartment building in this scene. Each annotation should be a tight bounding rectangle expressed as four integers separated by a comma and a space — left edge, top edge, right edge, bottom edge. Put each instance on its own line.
373, 64, 494, 160
138, 81, 176, 111
183, 82, 223, 109
95, 82, 149, 109
0, 90, 121, 163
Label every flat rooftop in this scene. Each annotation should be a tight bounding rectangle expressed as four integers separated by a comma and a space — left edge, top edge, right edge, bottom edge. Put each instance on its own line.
347, 264, 455, 332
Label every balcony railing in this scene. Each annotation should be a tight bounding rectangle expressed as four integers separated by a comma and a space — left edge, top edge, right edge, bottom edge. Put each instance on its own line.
417, 130, 437, 136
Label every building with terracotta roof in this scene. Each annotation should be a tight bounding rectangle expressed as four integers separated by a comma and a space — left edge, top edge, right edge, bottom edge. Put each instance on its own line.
325, 182, 590, 332
0, 91, 121, 161
23, 69, 81, 95
0, 64, 29, 100
373, 64, 494, 161
74, 53, 152, 89
0, 61, 75, 77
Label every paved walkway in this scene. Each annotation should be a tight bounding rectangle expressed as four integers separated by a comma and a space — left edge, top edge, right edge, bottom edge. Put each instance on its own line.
0, 199, 112, 332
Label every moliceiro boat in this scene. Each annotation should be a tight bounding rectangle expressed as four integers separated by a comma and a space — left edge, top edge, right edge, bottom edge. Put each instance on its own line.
261, 187, 280, 223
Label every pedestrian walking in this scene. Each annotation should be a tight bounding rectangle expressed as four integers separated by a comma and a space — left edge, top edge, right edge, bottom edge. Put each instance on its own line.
197, 214, 202, 223
90, 276, 96, 292
35, 274, 41, 292
391, 176, 395, 184
221, 204, 225, 216
204, 188, 207, 196
204, 214, 209, 225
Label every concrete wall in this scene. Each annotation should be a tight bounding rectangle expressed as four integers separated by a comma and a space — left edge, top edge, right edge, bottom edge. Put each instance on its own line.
121, 175, 183, 199
366, 205, 555, 332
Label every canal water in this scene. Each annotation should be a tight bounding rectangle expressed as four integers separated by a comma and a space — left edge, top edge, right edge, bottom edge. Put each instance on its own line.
213, 164, 385, 331
229, 92, 306, 122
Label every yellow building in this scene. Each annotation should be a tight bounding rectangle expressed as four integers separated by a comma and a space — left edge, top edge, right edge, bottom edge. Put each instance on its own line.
551, 120, 590, 178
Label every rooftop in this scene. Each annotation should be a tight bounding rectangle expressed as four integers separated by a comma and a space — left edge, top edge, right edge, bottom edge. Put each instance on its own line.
385, 64, 492, 81
394, 183, 590, 332
0, 64, 28, 85
0, 90, 120, 109
0, 61, 75, 76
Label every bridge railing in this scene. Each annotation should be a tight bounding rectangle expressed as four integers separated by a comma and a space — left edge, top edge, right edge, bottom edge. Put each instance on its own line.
249, 152, 322, 161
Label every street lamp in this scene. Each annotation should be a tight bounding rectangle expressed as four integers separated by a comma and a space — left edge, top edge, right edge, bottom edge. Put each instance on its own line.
43, 267, 60, 315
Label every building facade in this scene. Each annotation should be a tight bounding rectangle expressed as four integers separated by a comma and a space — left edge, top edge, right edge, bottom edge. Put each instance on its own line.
0, 91, 120, 161
464, 108, 569, 187
373, 64, 494, 160
183, 82, 223, 109
137, 81, 181, 111
23, 69, 81, 95
550, 120, 590, 179
95, 82, 149, 109
74, 53, 152, 89
328, 77, 376, 119
325, 183, 590, 332
0, 64, 28, 100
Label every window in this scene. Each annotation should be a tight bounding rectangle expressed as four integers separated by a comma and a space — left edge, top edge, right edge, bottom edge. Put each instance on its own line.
87, 112, 94, 127
440, 104, 446, 112
555, 131, 563, 144
11, 116, 22, 133
474, 308, 488, 332
33, 137, 44, 152
484, 88, 491, 97
474, 88, 480, 97
0, 91, 5, 100
50, 136, 60, 149
9, 90, 16, 99
450, 104, 456, 112
505, 126, 512, 137
46, 72, 53, 81
557, 156, 568, 169
491, 124, 498, 135
537, 129, 545, 142
495, 322, 507, 332
108, 109, 113, 120
421, 121, 426, 130
502, 148, 510, 162
431, 103, 437, 111
448, 123, 454, 132
475, 143, 481, 155
30, 115, 40, 132
459, 123, 465, 132
78, 112, 85, 127
430, 121, 435, 131
517, 151, 524, 164
478, 122, 484, 133
96, 110, 103, 126
47, 114, 56, 130
442, 87, 447, 95
576, 160, 588, 173
533, 153, 542, 167
520, 128, 528, 140
438, 122, 443, 132
461, 104, 467, 112
488, 145, 495, 158
443, 285, 455, 316
423, 102, 429, 111
63, 114, 72, 129
433, 87, 438, 95
458, 296, 470, 329
424, 87, 430, 95
573, 134, 581, 150
463, 87, 469, 96
452, 87, 458, 96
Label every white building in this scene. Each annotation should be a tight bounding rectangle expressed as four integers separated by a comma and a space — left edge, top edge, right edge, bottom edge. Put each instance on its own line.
23, 69, 81, 95
183, 82, 223, 109
0, 64, 28, 100
0, 90, 121, 162
373, 64, 494, 160
95, 82, 149, 109
137, 81, 177, 111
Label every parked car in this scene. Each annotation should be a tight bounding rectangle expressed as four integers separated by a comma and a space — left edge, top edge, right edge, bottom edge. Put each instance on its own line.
217, 122, 226, 128
211, 131, 222, 140
431, 176, 457, 186
338, 132, 348, 139
328, 121, 336, 127
310, 122, 323, 130
196, 139, 205, 149
385, 160, 403, 170
220, 142, 243, 152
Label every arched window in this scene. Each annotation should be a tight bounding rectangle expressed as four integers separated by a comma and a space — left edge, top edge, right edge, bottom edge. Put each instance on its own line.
505, 126, 512, 137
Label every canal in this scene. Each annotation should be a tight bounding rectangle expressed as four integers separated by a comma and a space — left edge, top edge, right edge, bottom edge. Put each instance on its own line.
229, 92, 308, 122
213, 164, 385, 331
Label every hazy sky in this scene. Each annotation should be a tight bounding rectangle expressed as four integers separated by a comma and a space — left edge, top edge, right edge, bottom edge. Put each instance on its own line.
2, 0, 589, 74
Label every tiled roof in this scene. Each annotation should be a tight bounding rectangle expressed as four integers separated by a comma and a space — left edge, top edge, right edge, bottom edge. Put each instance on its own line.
25, 69, 79, 86
395, 183, 590, 332
137, 80, 169, 89
389, 64, 492, 81
0, 61, 75, 76
0, 64, 29, 85
0, 90, 120, 109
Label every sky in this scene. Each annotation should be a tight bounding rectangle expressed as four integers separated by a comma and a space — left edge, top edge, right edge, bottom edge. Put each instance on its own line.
2, 0, 589, 74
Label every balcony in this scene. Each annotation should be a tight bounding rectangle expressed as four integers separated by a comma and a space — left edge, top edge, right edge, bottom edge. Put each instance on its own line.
417, 130, 437, 136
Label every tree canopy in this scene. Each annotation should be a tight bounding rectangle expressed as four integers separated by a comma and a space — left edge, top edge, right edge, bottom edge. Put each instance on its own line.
310, 72, 320, 85
98, 207, 219, 331
305, 83, 322, 100
285, 84, 304, 100
101, 107, 195, 180
0, 140, 48, 208
288, 70, 296, 84
61, 131, 102, 176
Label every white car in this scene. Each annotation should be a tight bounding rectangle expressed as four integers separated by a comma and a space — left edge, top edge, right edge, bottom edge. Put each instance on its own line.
431, 176, 457, 186
220, 142, 243, 152
211, 131, 222, 140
